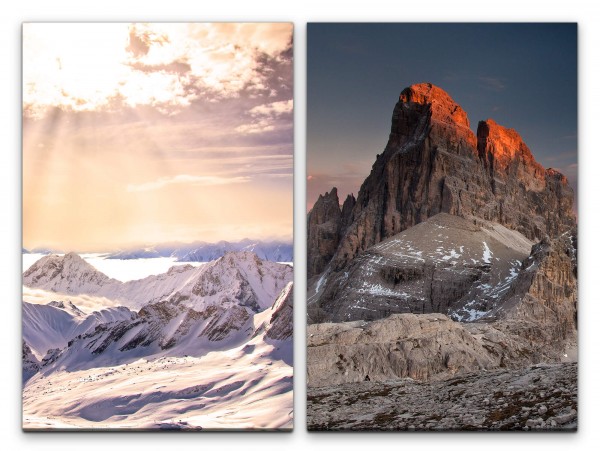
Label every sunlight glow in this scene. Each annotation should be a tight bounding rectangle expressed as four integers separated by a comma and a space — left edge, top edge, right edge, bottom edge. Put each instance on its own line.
23, 23, 292, 119
23, 23, 293, 251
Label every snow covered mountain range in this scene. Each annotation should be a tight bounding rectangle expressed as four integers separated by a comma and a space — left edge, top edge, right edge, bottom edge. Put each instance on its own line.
23, 239, 293, 263
22, 251, 294, 430
24, 251, 292, 311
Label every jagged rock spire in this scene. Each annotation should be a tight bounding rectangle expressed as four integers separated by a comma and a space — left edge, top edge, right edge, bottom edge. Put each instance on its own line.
307, 83, 576, 276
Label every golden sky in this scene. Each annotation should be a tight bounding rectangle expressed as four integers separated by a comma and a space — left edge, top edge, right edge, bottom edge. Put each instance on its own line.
23, 23, 293, 252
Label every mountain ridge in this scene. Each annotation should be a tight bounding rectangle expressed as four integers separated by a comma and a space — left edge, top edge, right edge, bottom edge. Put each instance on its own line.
23, 251, 294, 385
24, 239, 293, 263
24, 251, 293, 312
307, 82, 575, 279
26, 280, 294, 376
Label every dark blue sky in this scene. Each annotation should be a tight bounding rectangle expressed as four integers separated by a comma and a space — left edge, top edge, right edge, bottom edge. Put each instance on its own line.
307, 23, 577, 210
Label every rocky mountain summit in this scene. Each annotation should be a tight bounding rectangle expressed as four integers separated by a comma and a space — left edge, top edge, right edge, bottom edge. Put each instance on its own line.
307, 83, 577, 333
306, 83, 577, 430
308, 83, 575, 278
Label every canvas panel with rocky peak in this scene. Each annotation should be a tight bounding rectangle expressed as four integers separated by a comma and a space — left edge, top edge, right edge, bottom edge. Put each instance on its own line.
307, 83, 577, 431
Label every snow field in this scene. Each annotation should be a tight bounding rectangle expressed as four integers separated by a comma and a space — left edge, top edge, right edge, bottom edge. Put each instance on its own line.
23, 338, 293, 430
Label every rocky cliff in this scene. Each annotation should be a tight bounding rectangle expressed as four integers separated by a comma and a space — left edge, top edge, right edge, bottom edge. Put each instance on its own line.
307, 83, 576, 276
310, 213, 534, 323
307, 188, 341, 278
489, 228, 578, 347
22, 340, 40, 383
307, 226, 577, 388
265, 282, 294, 341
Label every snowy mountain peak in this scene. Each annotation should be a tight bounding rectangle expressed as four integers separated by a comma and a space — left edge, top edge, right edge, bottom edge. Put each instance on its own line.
220, 250, 262, 263
23, 253, 113, 295
64, 251, 83, 260
25, 251, 293, 315
47, 300, 85, 317
184, 251, 293, 312
103, 239, 293, 263
23, 249, 294, 428
166, 264, 195, 275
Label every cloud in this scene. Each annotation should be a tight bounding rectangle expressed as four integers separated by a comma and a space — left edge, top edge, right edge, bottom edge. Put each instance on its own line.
235, 99, 293, 134
126, 24, 170, 58
235, 119, 277, 134
129, 60, 192, 75
478, 76, 505, 91
23, 23, 293, 119
248, 99, 293, 116
23, 286, 119, 314
126, 174, 251, 192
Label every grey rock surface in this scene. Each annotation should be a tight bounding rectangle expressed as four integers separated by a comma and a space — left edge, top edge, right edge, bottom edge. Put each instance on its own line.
307, 311, 575, 389
307, 228, 577, 390
308, 313, 495, 387
307, 188, 343, 279
307, 362, 577, 431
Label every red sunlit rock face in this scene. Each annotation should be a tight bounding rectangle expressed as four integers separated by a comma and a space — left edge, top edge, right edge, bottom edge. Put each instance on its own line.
478, 118, 544, 182
399, 82, 471, 129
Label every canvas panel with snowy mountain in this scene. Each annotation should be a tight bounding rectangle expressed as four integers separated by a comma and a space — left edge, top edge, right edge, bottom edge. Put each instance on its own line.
307, 23, 577, 431
22, 23, 294, 430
